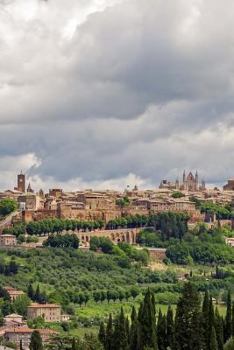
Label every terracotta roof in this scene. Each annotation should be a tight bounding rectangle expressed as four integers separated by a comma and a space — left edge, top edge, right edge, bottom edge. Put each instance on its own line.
8, 291, 24, 295
28, 303, 60, 308
4, 314, 23, 318
5, 327, 57, 335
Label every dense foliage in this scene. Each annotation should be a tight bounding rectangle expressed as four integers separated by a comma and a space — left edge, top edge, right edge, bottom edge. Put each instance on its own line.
106, 212, 189, 239
138, 225, 234, 265
171, 191, 185, 198
43, 234, 79, 249
116, 196, 130, 208
0, 198, 18, 217
98, 283, 234, 350
0, 257, 19, 275
3, 213, 189, 249
192, 200, 234, 220
0, 248, 181, 313
89, 237, 149, 265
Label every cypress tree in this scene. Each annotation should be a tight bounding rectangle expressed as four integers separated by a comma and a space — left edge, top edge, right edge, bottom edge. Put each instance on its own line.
175, 282, 201, 350
34, 285, 41, 303
202, 290, 210, 349
214, 308, 224, 350
29, 330, 43, 350
232, 303, 234, 337
210, 326, 218, 350
125, 317, 130, 345
225, 290, 232, 342
138, 289, 157, 350
130, 306, 138, 350
27, 284, 34, 300
105, 314, 113, 350
98, 321, 106, 347
71, 338, 78, 350
166, 305, 174, 350
113, 308, 129, 350
157, 309, 166, 350
209, 296, 216, 337
151, 291, 156, 317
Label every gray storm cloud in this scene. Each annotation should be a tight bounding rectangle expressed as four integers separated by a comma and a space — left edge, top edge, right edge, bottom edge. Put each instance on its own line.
0, 0, 233, 190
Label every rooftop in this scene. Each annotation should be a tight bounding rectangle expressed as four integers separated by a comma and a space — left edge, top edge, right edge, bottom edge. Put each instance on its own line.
28, 303, 60, 308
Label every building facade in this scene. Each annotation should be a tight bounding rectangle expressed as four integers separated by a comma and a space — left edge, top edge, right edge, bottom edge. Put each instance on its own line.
27, 303, 61, 322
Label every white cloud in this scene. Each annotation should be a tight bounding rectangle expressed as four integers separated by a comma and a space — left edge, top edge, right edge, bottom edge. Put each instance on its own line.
0, 153, 41, 189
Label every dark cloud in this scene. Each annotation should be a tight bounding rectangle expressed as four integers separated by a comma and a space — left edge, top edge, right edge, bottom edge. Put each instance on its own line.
0, 0, 233, 190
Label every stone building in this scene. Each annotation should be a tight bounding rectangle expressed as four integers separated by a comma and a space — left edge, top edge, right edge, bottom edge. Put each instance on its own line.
0, 235, 16, 246
27, 303, 61, 322
14, 172, 25, 193
159, 170, 206, 192
5, 287, 25, 302
18, 194, 44, 211
223, 179, 234, 191
4, 313, 24, 327
147, 248, 167, 261
4, 327, 56, 350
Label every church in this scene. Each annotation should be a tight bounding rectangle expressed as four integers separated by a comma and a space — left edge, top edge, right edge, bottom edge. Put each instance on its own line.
159, 171, 206, 192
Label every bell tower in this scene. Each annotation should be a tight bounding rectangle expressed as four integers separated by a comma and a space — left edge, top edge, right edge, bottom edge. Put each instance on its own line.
17, 171, 25, 193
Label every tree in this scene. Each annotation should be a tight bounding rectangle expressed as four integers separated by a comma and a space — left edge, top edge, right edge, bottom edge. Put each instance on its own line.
224, 337, 234, 350
175, 282, 202, 350
129, 306, 138, 350
202, 290, 210, 326
13, 295, 31, 317
29, 330, 43, 350
113, 308, 129, 350
171, 191, 185, 198
28, 284, 34, 300
71, 337, 78, 350
215, 308, 224, 350
225, 291, 232, 342
166, 305, 174, 350
210, 326, 218, 350
98, 322, 106, 347
0, 198, 18, 216
232, 303, 234, 337
105, 314, 113, 350
157, 309, 167, 350
138, 289, 157, 350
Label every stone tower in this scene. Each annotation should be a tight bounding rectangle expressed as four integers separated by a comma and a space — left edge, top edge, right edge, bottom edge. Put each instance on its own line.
195, 171, 198, 190
27, 183, 34, 193
183, 170, 186, 183
17, 171, 25, 193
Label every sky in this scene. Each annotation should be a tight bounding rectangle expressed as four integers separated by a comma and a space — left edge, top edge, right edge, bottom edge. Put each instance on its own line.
0, 0, 234, 191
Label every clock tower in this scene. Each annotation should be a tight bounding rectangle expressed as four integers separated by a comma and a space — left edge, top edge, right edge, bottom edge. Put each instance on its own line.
17, 171, 25, 193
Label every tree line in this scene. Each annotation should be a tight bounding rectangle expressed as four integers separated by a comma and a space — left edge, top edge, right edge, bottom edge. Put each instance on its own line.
0, 258, 19, 275
27, 284, 48, 304
3, 212, 189, 242
43, 233, 79, 249
98, 283, 234, 350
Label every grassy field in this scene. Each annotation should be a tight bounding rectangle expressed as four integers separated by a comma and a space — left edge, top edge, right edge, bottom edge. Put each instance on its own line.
65, 300, 228, 337
74, 298, 228, 321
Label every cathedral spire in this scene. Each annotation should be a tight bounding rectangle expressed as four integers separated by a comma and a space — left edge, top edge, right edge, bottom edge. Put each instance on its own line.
183, 170, 186, 183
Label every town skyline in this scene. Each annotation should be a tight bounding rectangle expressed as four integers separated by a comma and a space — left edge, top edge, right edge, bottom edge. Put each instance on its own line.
0, 170, 232, 193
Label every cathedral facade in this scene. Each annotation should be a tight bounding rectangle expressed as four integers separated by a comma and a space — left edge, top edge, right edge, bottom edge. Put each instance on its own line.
159, 171, 206, 192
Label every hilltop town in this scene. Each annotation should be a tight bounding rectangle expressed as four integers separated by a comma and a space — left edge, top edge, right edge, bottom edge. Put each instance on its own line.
1, 171, 234, 229
0, 172, 233, 349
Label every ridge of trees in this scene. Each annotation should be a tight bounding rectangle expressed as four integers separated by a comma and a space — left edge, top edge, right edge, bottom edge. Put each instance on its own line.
98, 283, 234, 350
3, 212, 189, 241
